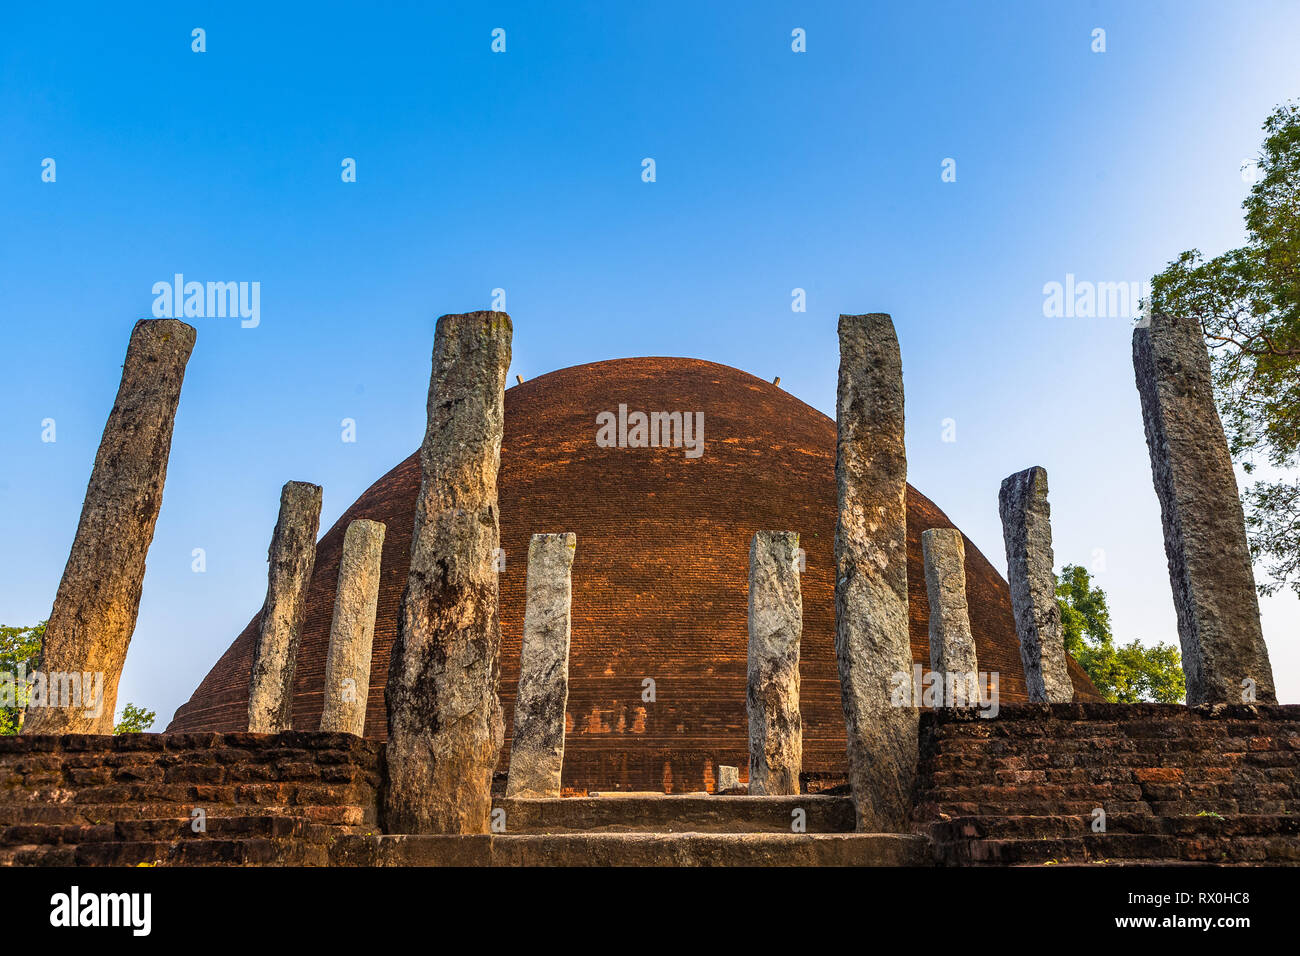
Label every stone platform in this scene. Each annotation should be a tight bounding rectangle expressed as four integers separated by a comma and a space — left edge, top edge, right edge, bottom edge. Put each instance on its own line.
332, 831, 928, 866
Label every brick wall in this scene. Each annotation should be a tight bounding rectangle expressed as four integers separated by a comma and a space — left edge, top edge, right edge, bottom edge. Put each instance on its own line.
0, 732, 382, 866
916, 703, 1300, 864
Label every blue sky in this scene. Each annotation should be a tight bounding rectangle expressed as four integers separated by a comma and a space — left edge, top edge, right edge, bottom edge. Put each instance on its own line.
2, 1, 1298, 723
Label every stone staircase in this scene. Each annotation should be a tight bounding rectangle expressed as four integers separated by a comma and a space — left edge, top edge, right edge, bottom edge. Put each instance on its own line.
915, 703, 1300, 865
330, 794, 929, 866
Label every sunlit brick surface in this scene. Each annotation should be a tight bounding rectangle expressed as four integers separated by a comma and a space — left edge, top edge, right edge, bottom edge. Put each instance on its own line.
168, 358, 1098, 792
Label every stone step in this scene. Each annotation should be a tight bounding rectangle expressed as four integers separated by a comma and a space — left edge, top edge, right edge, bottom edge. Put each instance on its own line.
492, 795, 855, 834
330, 832, 931, 866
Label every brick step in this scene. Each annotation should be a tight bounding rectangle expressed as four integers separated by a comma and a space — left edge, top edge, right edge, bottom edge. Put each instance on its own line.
946, 832, 1300, 865
0, 782, 376, 809
927, 717, 1297, 738
491, 795, 855, 834
927, 727, 1290, 741
923, 747, 1297, 765
4, 761, 377, 787
0, 813, 332, 848
921, 744, 1296, 761
919, 767, 1296, 787
932, 813, 1300, 843
0, 802, 370, 827
921, 781, 1298, 806
1010, 859, 1288, 867
0, 836, 334, 867
921, 796, 1300, 817
923, 783, 1142, 803
329, 832, 931, 866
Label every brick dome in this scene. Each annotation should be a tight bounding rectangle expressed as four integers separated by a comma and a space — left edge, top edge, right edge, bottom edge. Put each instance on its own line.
168, 357, 1098, 792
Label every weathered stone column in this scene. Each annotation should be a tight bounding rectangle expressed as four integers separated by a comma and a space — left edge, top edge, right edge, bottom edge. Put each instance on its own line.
921, 528, 979, 706
319, 519, 387, 735
22, 319, 196, 735
834, 313, 917, 832
247, 481, 322, 733
385, 311, 512, 834
747, 530, 803, 796
716, 766, 742, 793
1133, 314, 1276, 704
999, 466, 1073, 704
506, 533, 576, 798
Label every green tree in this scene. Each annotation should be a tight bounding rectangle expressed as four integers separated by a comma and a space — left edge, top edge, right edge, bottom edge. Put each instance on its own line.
0, 622, 45, 735
114, 702, 156, 735
1055, 565, 1185, 703
1149, 101, 1300, 597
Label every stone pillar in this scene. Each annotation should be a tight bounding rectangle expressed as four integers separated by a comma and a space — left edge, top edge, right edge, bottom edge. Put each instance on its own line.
319, 519, 387, 735
716, 766, 741, 793
999, 466, 1073, 704
921, 528, 980, 706
384, 311, 512, 834
747, 530, 803, 796
22, 319, 196, 735
1133, 314, 1276, 704
506, 533, 576, 799
247, 481, 323, 733
833, 313, 917, 832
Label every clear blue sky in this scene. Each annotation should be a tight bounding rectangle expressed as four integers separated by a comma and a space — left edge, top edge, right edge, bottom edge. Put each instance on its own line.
2, 1, 1297, 724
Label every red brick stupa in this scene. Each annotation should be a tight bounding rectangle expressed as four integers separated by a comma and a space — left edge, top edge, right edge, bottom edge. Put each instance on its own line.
168, 358, 1099, 792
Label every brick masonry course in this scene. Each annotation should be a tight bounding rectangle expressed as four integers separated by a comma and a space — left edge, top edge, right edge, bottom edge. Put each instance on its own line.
915, 703, 1300, 865
0, 732, 382, 866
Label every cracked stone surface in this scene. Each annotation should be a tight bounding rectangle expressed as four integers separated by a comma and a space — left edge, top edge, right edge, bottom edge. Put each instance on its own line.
922, 528, 979, 705
747, 530, 803, 796
320, 519, 387, 735
248, 481, 323, 733
833, 313, 917, 832
1133, 313, 1275, 704
506, 532, 576, 799
384, 311, 512, 834
998, 468, 1071, 707
23, 319, 196, 735
999, 466, 1072, 704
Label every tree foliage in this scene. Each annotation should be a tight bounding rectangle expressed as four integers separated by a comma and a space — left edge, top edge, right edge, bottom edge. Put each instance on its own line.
1056, 565, 1185, 703
2, 621, 155, 735
0, 622, 45, 735
114, 702, 156, 735
1149, 101, 1300, 596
